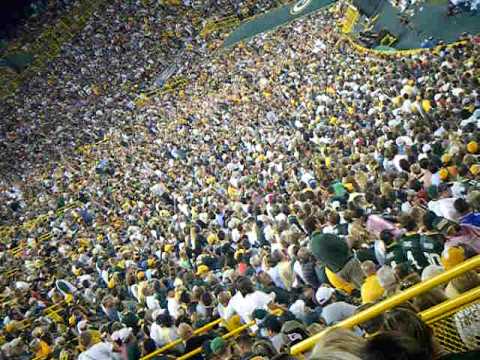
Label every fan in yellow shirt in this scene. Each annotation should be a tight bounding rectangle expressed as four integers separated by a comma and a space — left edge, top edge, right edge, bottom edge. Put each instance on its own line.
360, 261, 385, 304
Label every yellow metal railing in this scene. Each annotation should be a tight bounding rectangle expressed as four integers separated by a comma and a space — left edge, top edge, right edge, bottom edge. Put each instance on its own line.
341, 4, 359, 34
421, 286, 480, 352
175, 309, 283, 360
140, 318, 223, 360
290, 255, 480, 355
178, 321, 252, 360
15, 300, 67, 331
200, 15, 241, 38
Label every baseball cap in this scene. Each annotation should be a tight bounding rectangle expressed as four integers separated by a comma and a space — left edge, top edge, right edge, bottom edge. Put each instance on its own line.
315, 286, 334, 305
281, 320, 309, 347
210, 337, 226, 354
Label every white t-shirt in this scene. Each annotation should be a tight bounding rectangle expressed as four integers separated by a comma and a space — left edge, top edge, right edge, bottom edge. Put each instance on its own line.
167, 297, 181, 319
150, 323, 180, 348
78, 342, 120, 360
428, 198, 460, 221
150, 183, 166, 196
225, 290, 275, 323
146, 295, 161, 310
322, 302, 357, 325
268, 266, 286, 289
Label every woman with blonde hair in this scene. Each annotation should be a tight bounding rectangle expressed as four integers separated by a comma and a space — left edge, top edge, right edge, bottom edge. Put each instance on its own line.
177, 323, 210, 360
310, 350, 362, 360
311, 328, 366, 358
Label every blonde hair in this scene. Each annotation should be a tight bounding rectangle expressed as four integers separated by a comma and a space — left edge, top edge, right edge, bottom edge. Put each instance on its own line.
311, 328, 366, 357
178, 323, 194, 340
310, 350, 362, 360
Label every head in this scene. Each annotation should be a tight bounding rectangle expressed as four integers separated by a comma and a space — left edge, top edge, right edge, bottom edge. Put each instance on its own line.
450, 270, 480, 294
263, 315, 283, 336
315, 286, 335, 306
412, 287, 448, 311
380, 230, 395, 246
382, 308, 434, 356
312, 328, 366, 357
355, 303, 384, 335
297, 247, 312, 264
157, 313, 174, 328
217, 291, 231, 306
257, 271, 274, 287
281, 320, 309, 349
210, 336, 228, 357
363, 332, 433, 360
235, 276, 255, 296
271, 354, 298, 360
309, 350, 363, 360
178, 323, 194, 341
398, 213, 417, 232
142, 338, 157, 356
235, 333, 255, 355
252, 339, 278, 358
361, 260, 377, 277
453, 198, 470, 215
377, 266, 397, 291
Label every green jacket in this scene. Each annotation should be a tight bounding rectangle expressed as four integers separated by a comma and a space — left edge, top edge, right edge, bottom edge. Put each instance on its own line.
309, 232, 350, 273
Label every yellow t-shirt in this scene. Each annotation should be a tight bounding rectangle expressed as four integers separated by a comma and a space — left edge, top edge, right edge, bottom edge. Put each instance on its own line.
36, 340, 52, 357
326, 268, 355, 295
361, 275, 385, 304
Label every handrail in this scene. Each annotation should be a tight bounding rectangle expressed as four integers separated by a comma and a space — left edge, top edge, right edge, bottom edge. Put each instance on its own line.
176, 309, 283, 360
16, 300, 67, 331
420, 286, 480, 324
140, 318, 222, 360
177, 321, 252, 360
290, 255, 480, 355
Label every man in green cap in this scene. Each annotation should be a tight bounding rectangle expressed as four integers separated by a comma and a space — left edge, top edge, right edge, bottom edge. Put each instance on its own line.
209, 336, 229, 359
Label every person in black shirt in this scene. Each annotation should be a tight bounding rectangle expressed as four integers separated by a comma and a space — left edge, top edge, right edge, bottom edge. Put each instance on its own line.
178, 322, 214, 360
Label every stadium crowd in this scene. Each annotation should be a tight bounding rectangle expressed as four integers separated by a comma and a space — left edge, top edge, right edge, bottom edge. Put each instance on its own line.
0, 0, 480, 359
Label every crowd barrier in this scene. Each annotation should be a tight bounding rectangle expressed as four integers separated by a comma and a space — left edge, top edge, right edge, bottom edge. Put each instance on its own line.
422, 286, 480, 353
341, 4, 360, 33
176, 309, 283, 360
201, 15, 241, 38
141, 318, 223, 360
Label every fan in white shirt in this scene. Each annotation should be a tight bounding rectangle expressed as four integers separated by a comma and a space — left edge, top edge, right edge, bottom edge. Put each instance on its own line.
224, 277, 276, 324
150, 313, 183, 350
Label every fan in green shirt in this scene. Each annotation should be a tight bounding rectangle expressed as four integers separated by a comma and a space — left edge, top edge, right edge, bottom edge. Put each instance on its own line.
384, 239, 409, 269
419, 232, 445, 267
382, 227, 408, 269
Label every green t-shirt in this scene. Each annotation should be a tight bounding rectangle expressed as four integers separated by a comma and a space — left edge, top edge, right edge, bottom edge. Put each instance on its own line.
331, 181, 347, 197
419, 233, 444, 267
400, 234, 428, 271
127, 342, 141, 360
385, 241, 408, 268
